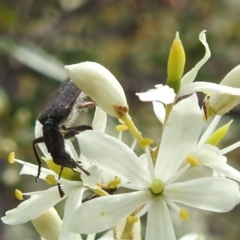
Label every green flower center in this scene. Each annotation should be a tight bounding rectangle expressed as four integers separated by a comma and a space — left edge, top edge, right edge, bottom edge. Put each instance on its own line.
150, 179, 164, 196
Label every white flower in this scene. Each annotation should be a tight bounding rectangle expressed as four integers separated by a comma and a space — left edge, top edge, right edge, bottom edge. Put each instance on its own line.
1, 157, 87, 240
149, 94, 240, 182
65, 62, 128, 118
69, 94, 240, 240
1, 107, 109, 240
136, 31, 240, 109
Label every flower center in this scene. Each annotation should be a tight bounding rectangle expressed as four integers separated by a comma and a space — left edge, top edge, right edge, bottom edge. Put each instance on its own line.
150, 179, 164, 196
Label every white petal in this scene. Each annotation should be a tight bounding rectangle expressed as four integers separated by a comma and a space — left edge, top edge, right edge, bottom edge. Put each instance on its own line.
152, 101, 166, 124
217, 65, 240, 87
179, 233, 205, 240
59, 188, 84, 240
145, 198, 176, 240
31, 207, 62, 240
70, 191, 151, 234
77, 131, 151, 186
165, 177, 240, 212
213, 163, 240, 182
155, 94, 203, 181
192, 144, 227, 167
136, 85, 175, 104
176, 166, 213, 183
180, 30, 210, 88
2, 187, 64, 225
34, 120, 50, 158
65, 62, 128, 118
178, 81, 240, 98
92, 106, 107, 131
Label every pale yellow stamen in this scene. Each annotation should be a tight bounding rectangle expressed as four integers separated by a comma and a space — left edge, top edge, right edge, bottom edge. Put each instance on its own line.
15, 189, 23, 200
180, 208, 189, 221
108, 177, 121, 189
140, 138, 153, 147
45, 175, 58, 185
8, 152, 15, 164
91, 186, 109, 197
186, 156, 199, 166
116, 124, 128, 131
150, 179, 164, 195
121, 216, 139, 239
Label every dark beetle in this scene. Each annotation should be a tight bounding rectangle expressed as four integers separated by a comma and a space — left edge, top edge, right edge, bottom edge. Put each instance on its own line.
33, 79, 94, 196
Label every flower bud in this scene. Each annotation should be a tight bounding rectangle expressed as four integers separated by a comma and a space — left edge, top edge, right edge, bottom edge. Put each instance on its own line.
208, 65, 240, 116
31, 208, 61, 240
167, 32, 185, 93
65, 62, 128, 118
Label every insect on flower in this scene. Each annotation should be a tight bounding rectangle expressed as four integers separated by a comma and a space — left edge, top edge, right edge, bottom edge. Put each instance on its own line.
33, 79, 94, 196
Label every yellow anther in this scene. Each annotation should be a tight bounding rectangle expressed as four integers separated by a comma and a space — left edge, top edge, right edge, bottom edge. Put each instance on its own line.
108, 178, 121, 189
15, 189, 23, 200
186, 156, 199, 166
92, 187, 109, 197
8, 152, 15, 164
180, 208, 189, 221
140, 138, 153, 148
45, 175, 58, 185
127, 215, 138, 224
116, 124, 128, 132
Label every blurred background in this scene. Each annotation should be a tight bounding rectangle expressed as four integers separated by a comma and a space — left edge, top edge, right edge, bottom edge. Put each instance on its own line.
1, 0, 240, 239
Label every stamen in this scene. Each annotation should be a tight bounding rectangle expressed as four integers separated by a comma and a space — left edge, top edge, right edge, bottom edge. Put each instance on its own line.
15, 189, 23, 200
116, 124, 128, 131
180, 208, 189, 221
186, 156, 199, 166
140, 138, 153, 148
121, 216, 139, 239
108, 177, 121, 189
45, 175, 58, 185
150, 179, 164, 196
91, 186, 109, 197
119, 113, 146, 148
8, 152, 15, 164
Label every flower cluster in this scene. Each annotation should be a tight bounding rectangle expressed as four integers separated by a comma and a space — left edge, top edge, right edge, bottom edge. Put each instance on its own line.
2, 30, 240, 240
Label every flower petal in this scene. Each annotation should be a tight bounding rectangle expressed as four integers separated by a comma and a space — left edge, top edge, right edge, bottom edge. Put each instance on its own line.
152, 101, 166, 124
178, 82, 240, 98
213, 163, 240, 182
2, 187, 64, 225
136, 85, 176, 104
179, 233, 205, 240
145, 198, 176, 240
165, 177, 240, 212
77, 131, 151, 186
31, 207, 62, 240
70, 191, 151, 234
92, 106, 107, 131
59, 188, 84, 240
180, 30, 210, 88
192, 144, 227, 167
155, 94, 203, 181
65, 62, 128, 118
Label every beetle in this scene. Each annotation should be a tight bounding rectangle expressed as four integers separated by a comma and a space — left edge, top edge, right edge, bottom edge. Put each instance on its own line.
33, 79, 94, 196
